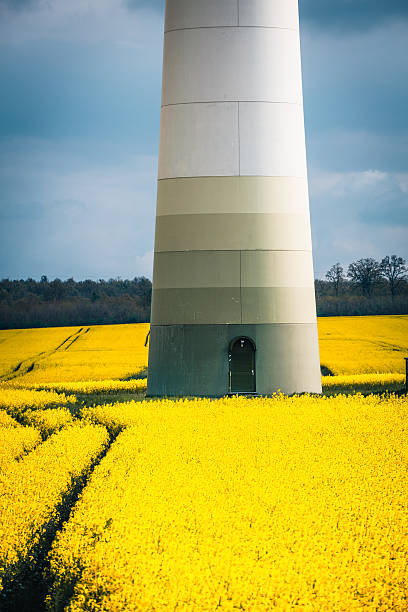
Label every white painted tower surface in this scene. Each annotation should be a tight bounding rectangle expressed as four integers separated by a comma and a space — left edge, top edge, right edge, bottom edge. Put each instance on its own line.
147, 0, 322, 396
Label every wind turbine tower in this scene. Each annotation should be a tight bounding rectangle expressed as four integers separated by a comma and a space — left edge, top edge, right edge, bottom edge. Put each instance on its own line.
147, 0, 322, 396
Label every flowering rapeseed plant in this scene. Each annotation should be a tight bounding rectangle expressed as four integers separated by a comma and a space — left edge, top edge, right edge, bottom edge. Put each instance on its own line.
0, 385, 76, 417
318, 314, 407, 374
0, 424, 109, 595
21, 408, 74, 437
49, 394, 408, 610
13, 323, 150, 384
14, 378, 147, 395
322, 372, 405, 394
0, 409, 20, 427
0, 326, 79, 379
0, 426, 41, 469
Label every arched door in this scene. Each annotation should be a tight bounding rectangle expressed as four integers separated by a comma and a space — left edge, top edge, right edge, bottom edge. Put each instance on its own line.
228, 337, 256, 393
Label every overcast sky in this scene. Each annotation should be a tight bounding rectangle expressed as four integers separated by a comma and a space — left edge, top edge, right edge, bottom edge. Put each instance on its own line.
0, 0, 407, 280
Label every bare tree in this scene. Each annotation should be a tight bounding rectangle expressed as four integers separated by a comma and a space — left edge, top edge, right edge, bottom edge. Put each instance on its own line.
325, 263, 345, 296
380, 255, 408, 298
347, 258, 381, 297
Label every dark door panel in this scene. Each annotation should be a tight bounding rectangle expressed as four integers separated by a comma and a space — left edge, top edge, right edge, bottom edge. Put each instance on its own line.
229, 337, 256, 393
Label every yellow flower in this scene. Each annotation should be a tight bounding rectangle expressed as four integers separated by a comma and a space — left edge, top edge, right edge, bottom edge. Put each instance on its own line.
48, 394, 408, 610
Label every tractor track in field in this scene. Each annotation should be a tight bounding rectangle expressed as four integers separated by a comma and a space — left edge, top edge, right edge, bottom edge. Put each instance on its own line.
0, 327, 90, 383
1, 429, 118, 612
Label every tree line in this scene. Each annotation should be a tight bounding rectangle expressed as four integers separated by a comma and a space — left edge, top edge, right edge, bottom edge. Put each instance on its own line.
0, 255, 406, 329
0, 277, 152, 329
316, 255, 408, 316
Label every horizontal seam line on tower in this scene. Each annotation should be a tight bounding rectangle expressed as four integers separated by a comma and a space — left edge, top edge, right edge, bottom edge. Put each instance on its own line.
156, 216, 311, 220
150, 323, 317, 327
161, 101, 302, 108
164, 26, 298, 33
158, 175, 308, 181
153, 289, 315, 292
156, 213, 310, 216
154, 249, 313, 254
157, 175, 307, 179
153, 287, 314, 291
156, 213, 310, 217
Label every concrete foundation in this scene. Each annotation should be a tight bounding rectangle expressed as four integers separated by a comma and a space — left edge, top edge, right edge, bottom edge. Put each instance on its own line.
148, 324, 322, 397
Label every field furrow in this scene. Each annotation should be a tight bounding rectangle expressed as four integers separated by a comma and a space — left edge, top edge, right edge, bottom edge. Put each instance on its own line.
0, 328, 85, 382
20, 408, 75, 437
0, 386, 76, 418
0, 423, 109, 609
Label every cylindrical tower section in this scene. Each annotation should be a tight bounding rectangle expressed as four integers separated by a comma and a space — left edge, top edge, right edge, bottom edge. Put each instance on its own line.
148, 0, 322, 396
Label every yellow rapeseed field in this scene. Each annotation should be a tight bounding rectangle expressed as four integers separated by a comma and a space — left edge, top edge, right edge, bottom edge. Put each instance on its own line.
50, 394, 407, 610
0, 426, 41, 469
2, 323, 150, 384
0, 409, 20, 428
0, 316, 406, 387
0, 385, 76, 417
21, 408, 74, 437
0, 424, 109, 595
318, 314, 408, 374
0, 326, 80, 381
0, 317, 406, 608
322, 372, 405, 394
12, 378, 148, 395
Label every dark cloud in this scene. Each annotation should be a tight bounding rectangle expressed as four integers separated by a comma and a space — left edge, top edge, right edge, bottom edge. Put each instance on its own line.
300, 0, 408, 32
125, 0, 408, 30
0, 36, 162, 150
0, 0, 38, 11
299, 20, 408, 174
0, 201, 45, 221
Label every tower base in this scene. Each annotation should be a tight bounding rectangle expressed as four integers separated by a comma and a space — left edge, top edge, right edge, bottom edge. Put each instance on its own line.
147, 324, 322, 397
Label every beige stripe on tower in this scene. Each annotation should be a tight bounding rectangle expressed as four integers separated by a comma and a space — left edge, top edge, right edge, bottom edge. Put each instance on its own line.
153, 251, 315, 289
156, 177, 310, 216
151, 287, 317, 325
154, 213, 312, 252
